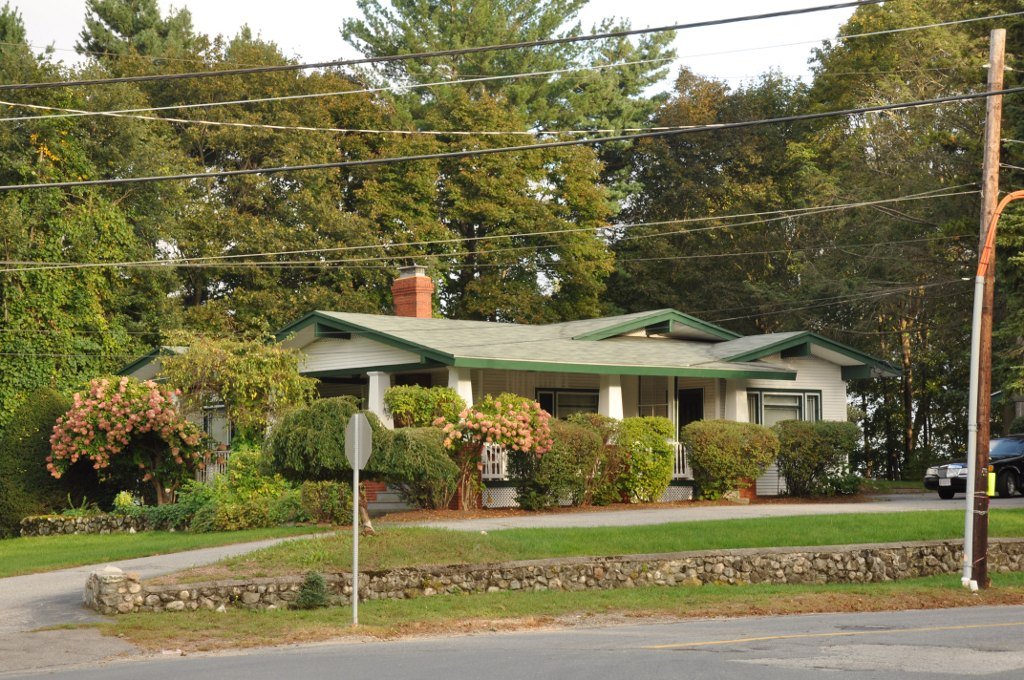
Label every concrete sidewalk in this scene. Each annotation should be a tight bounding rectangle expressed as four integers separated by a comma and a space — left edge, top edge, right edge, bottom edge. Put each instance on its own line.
407, 493, 1024, 532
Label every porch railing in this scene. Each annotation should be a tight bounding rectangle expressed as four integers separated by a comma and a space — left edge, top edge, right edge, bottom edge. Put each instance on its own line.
672, 441, 691, 480
196, 450, 231, 485
481, 442, 508, 481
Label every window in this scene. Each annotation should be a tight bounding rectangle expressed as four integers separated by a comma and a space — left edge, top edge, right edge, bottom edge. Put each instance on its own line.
747, 390, 822, 425
536, 389, 599, 419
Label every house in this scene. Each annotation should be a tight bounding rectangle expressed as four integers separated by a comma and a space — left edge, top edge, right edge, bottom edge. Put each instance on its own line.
269, 266, 899, 502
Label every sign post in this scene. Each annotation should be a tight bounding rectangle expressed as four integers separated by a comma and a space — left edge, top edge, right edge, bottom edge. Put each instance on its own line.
344, 413, 373, 626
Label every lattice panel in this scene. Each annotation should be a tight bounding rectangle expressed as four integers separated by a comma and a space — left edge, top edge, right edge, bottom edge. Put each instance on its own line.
483, 486, 518, 508
658, 485, 694, 502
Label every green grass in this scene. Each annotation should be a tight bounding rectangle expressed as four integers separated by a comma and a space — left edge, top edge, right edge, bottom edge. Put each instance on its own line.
0, 526, 327, 578
860, 478, 927, 493
165, 509, 1024, 582
101, 570, 1024, 652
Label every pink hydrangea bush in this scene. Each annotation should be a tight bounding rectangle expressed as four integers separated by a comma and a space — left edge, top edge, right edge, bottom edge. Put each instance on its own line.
48, 377, 206, 505
433, 393, 552, 509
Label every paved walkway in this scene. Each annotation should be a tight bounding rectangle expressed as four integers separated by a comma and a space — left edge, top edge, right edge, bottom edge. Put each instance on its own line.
409, 493, 1024, 531
0, 534, 326, 676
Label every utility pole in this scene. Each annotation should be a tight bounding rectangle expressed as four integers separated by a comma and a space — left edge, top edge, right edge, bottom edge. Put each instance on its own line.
970, 27, 1006, 590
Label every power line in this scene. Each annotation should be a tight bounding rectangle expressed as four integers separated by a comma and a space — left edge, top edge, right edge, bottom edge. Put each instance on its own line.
0, 186, 977, 273
0, 86, 1014, 193
0, 2, 883, 92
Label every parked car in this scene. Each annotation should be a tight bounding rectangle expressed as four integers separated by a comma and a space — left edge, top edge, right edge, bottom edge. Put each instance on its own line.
924, 435, 1024, 499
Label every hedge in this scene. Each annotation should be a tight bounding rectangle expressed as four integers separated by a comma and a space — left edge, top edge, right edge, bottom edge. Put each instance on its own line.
682, 420, 779, 499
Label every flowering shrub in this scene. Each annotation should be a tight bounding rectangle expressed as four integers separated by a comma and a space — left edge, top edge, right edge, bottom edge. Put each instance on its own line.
435, 393, 552, 510
48, 377, 206, 505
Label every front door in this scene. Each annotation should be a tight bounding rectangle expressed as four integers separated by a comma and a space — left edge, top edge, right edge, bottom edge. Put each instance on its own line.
677, 388, 704, 437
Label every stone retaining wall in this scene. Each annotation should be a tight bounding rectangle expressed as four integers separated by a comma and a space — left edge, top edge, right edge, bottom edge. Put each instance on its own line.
84, 538, 1024, 615
22, 514, 151, 537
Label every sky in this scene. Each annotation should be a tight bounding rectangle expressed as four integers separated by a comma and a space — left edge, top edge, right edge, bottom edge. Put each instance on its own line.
8, 0, 858, 87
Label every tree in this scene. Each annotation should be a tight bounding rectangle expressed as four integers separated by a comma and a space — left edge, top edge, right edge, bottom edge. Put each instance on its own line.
48, 377, 206, 505
158, 334, 318, 442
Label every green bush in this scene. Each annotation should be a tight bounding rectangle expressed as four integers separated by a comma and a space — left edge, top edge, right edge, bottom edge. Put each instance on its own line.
374, 427, 457, 510
1009, 415, 1024, 435
295, 571, 330, 610
0, 388, 104, 537
773, 420, 860, 497
266, 398, 392, 482
384, 385, 466, 428
300, 480, 353, 524
537, 419, 605, 506
566, 413, 623, 505
683, 420, 779, 500
617, 417, 674, 503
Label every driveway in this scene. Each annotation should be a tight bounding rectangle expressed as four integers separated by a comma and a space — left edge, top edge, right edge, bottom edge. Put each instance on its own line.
0, 534, 327, 675
409, 493, 1024, 531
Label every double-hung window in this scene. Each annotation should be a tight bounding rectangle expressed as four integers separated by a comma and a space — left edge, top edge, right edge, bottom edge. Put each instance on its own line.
536, 389, 599, 419
747, 390, 822, 426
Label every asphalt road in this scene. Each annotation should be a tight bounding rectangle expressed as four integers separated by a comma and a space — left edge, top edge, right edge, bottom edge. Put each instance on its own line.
6, 605, 1024, 679
413, 492, 1024, 531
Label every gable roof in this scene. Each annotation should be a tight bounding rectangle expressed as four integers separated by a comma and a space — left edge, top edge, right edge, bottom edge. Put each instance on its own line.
276, 310, 894, 381
712, 331, 900, 379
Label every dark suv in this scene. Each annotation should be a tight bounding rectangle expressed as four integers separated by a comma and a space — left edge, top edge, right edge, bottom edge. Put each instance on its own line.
923, 435, 1024, 499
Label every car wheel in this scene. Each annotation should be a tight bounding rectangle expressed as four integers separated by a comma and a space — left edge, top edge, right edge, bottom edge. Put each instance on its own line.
938, 487, 956, 500
997, 471, 1020, 498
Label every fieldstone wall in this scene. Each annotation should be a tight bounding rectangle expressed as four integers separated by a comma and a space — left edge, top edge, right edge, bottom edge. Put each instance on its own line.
21, 514, 151, 537
84, 538, 1024, 615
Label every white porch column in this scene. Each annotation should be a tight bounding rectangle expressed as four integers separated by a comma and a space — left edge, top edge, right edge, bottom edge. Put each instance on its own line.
447, 366, 474, 406
367, 371, 393, 428
598, 374, 624, 420
722, 381, 749, 423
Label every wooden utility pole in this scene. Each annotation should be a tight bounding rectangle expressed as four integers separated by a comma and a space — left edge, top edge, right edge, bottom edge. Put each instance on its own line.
973, 27, 1006, 589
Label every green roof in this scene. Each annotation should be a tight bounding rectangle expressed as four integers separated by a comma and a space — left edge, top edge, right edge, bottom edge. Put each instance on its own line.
713, 332, 900, 378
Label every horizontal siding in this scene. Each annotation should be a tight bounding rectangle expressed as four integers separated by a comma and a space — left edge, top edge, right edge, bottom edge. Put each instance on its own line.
480, 370, 600, 400
756, 463, 788, 496
299, 337, 421, 374
745, 354, 847, 421
678, 378, 719, 420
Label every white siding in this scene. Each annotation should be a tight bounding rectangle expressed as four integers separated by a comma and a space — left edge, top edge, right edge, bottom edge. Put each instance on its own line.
744, 354, 847, 422
298, 336, 421, 374
480, 370, 600, 399
677, 378, 719, 419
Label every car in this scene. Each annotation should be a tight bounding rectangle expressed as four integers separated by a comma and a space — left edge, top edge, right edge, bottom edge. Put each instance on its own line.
924, 435, 1024, 499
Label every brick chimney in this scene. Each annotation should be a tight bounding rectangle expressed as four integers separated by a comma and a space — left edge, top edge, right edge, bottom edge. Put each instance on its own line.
391, 264, 434, 318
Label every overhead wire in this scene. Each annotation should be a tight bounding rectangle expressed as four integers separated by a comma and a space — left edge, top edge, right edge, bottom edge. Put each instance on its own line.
0, 1, 885, 92
0, 185, 978, 273
0, 85, 1016, 192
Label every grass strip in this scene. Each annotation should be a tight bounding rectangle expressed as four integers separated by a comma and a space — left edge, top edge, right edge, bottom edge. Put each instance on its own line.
0, 526, 327, 578
97, 571, 1024, 653
160, 509, 1024, 583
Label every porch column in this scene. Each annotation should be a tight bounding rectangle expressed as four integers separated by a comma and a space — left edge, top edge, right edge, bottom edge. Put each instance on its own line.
598, 374, 624, 420
447, 366, 474, 406
367, 371, 393, 428
722, 381, 749, 423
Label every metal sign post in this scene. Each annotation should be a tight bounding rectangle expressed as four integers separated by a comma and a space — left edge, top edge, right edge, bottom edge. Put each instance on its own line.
345, 413, 373, 626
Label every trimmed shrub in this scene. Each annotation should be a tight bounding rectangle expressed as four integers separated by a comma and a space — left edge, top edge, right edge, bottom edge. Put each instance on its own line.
375, 427, 457, 510
266, 398, 392, 481
617, 417, 675, 503
683, 420, 779, 500
0, 388, 102, 537
566, 414, 624, 505
537, 419, 604, 506
773, 420, 860, 497
384, 385, 465, 428
300, 481, 353, 524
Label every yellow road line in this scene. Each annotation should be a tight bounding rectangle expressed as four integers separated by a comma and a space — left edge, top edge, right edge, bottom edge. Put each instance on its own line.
645, 621, 1024, 649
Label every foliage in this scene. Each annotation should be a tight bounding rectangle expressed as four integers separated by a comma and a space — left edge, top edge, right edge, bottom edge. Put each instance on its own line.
821, 473, 861, 497
0, 388, 86, 537
187, 445, 305, 533
300, 481, 353, 524
384, 385, 466, 428
374, 427, 458, 510
682, 420, 779, 500
266, 397, 391, 481
295, 571, 330, 610
159, 334, 318, 442
536, 419, 604, 507
437, 393, 552, 510
111, 491, 143, 516
616, 417, 674, 503
566, 413, 625, 505
773, 420, 860, 497
48, 377, 206, 505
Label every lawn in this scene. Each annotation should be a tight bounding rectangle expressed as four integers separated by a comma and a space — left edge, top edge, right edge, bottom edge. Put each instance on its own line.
158, 509, 1024, 583
100, 570, 1024, 652
0, 526, 327, 578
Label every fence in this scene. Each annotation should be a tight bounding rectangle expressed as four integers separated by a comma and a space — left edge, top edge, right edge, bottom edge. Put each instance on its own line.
195, 450, 230, 485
